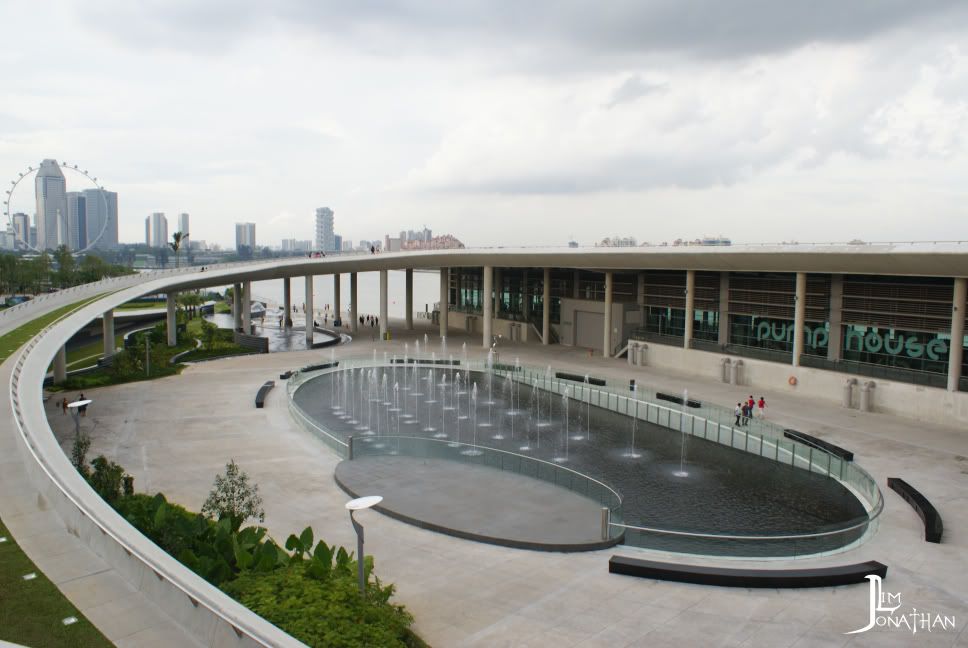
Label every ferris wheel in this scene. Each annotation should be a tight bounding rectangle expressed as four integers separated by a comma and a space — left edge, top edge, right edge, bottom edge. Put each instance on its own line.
3, 161, 113, 255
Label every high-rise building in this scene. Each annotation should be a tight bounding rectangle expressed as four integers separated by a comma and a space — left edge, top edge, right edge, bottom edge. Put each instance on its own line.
334, 234, 342, 252
145, 212, 168, 248
11, 213, 29, 246
66, 192, 87, 250
235, 222, 256, 251
34, 159, 68, 250
178, 213, 190, 238
315, 207, 334, 252
29, 226, 36, 248
83, 188, 119, 249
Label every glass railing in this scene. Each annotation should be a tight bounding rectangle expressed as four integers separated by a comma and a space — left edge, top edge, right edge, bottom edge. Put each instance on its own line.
288, 356, 883, 558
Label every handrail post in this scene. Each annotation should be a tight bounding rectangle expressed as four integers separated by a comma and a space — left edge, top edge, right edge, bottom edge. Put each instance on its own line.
601, 507, 609, 540
348, 435, 354, 460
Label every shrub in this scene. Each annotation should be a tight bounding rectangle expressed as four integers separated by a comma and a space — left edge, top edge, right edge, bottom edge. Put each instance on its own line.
201, 460, 265, 528
87, 456, 128, 504
70, 432, 91, 478
221, 564, 425, 648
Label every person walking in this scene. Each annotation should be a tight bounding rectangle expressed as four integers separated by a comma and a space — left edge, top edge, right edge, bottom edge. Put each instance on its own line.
78, 392, 88, 417
734, 402, 742, 426
757, 396, 766, 419
61, 397, 68, 415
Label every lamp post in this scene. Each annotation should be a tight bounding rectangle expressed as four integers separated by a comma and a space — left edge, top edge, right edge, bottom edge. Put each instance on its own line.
66, 399, 92, 437
345, 495, 383, 596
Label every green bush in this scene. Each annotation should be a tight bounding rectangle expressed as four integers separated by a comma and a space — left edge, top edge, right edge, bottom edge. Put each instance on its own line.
87, 456, 128, 504
221, 565, 425, 648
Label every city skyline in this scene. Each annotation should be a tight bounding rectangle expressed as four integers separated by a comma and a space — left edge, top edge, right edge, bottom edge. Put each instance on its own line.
3, 4, 967, 248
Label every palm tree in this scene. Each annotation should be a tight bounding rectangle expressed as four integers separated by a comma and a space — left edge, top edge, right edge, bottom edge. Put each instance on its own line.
169, 232, 188, 268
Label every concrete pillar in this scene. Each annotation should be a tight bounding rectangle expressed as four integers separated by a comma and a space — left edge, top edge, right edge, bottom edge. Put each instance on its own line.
379, 270, 388, 339
439, 267, 448, 339
53, 345, 67, 384
405, 269, 414, 330
684, 269, 695, 349
522, 269, 530, 322
102, 310, 115, 358
603, 271, 613, 358
718, 272, 729, 345
827, 274, 844, 361
283, 277, 292, 327
792, 272, 807, 367
167, 293, 177, 347
542, 267, 551, 345
333, 273, 341, 326
573, 270, 581, 299
233, 283, 242, 331
494, 268, 503, 317
350, 273, 358, 333
483, 265, 493, 348
242, 282, 251, 335
947, 277, 967, 392
305, 275, 314, 345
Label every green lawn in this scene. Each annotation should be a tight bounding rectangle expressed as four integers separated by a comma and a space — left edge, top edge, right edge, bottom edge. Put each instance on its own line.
65, 332, 126, 369
0, 295, 114, 647
115, 300, 166, 311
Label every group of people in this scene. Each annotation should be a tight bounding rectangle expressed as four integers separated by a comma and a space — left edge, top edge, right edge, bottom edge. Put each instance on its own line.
60, 393, 88, 417
733, 395, 766, 426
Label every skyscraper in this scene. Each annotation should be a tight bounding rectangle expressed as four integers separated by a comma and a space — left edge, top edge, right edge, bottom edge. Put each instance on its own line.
83, 188, 119, 249
178, 213, 190, 238
235, 222, 256, 251
11, 213, 29, 246
315, 207, 334, 252
34, 159, 67, 250
65, 192, 87, 250
146, 212, 168, 248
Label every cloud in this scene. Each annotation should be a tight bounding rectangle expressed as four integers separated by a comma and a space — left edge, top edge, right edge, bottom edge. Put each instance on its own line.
606, 75, 666, 108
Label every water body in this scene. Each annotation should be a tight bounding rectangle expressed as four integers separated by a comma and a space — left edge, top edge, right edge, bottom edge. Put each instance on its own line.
294, 367, 869, 555
215, 270, 441, 320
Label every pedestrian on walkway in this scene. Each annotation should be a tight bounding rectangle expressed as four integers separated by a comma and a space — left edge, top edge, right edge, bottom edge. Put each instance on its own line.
61, 397, 68, 414
757, 396, 766, 419
741, 401, 750, 426
78, 392, 88, 417
734, 402, 742, 426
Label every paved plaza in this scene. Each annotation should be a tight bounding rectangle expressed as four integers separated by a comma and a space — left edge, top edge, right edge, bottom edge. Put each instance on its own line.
34, 320, 968, 646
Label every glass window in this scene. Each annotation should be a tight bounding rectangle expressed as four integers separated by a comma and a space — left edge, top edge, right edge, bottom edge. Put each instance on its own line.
842, 325, 949, 374
645, 306, 684, 338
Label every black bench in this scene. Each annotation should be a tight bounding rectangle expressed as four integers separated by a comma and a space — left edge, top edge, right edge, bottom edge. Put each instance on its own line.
255, 381, 275, 408
783, 429, 854, 461
555, 372, 606, 386
300, 361, 339, 372
656, 392, 702, 408
390, 358, 461, 365
887, 477, 943, 543
608, 555, 887, 588
280, 370, 293, 380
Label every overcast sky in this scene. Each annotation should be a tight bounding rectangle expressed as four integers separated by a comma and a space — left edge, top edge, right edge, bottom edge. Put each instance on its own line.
2, 1, 968, 248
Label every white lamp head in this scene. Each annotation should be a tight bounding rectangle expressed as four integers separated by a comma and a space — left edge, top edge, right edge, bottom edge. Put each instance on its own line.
345, 495, 383, 511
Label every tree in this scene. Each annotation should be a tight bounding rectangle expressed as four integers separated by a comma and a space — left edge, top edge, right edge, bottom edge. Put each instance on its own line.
169, 231, 188, 268
201, 460, 265, 529
178, 292, 203, 319
54, 245, 75, 287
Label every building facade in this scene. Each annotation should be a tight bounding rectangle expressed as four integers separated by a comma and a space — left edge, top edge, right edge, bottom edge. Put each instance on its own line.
11, 213, 30, 246
178, 213, 190, 238
34, 159, 68, 250
315, 207, 334, 252
235, 222, 256, 251
83, 189, 119, 249
145, 212, 168, 248
65, 192, 87, 250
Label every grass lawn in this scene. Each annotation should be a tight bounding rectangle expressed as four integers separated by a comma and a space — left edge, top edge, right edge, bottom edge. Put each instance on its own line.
65, 332, 126, 369
0, 294, 115, 647
115, 300, 166, 310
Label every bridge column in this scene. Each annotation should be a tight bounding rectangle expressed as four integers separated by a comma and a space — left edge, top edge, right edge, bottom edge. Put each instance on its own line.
405, 269, 414, 330
542, 267, 550, 345
483, 265, 493, 348
333, 273, 341, 326
350, 273, 358, 333
684, 269, 695, 350
603, 271, 613, 357
792, 272, 806, 367
102, 310, 115, 358
53, 346, 67, 384
439, 267, 448, 339
233, 283, 242, 331
379, 270, 388, 339
948, 277, 966, 392
305, 275, 314, 345
167, 293, 177, 346
241, 282, 251, 335
283, 277, 292, 327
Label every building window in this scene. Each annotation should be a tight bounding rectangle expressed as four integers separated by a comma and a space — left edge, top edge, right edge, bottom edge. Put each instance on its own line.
645, 306, 685, 338
842, 325, 950, 375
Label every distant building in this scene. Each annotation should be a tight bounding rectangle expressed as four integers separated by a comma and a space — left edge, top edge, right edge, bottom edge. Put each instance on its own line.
342, 240, 353, 252
12, 213, 30, 246
65, 192, 87, 250
189, 239, 207, 251
146, 212, 168, 248
400, 233, 464, 250
0, 230, 15, 251
280, 238, 311, 252
384, 235, 402, 252
178, 213, 190, 238
700, 235, 731, 246
82, 189, 119, 250
315, 207, 334, 252
29, 226, 36, 248
597, 236, 637, 247
334, 234, 342, 253
235, 222, 256, 251
34, 159, 68, 250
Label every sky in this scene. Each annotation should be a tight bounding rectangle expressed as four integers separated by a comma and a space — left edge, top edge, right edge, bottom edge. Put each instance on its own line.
2, 1, 968, 248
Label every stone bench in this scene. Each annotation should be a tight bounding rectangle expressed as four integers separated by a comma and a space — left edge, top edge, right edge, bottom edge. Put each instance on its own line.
783, 429, 854, 462
608, 555, 887, 588
555, 372, 606, 386
255, 381, 275, 408
888, 477, 943, 543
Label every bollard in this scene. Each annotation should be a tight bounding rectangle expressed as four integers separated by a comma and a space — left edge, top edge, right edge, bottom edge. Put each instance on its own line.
842, 378, 857, 409
860, 381, 875, 412
721, 357, 732, 383
730, 359, 743, 386
601, 507, 610, 541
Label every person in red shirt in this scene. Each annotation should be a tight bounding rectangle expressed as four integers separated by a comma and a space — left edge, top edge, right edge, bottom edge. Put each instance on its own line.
757, 397, 766, 419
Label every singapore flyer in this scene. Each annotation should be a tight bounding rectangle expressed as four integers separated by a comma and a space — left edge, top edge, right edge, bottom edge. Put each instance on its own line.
3, 159, 115, 255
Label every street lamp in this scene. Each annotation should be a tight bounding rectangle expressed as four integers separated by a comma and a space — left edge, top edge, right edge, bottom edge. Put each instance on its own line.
345, 495, 383, 596
66, 399, 92, 437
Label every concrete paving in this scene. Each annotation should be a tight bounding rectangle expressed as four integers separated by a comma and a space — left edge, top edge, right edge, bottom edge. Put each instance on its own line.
43, 318, 968, 647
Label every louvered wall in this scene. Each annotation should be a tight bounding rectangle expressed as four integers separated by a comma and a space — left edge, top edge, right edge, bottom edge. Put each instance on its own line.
728, 273, 829, 321
841, 275, 953, 333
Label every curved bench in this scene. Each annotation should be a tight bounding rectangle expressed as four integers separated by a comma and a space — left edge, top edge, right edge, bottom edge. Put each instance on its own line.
555, 371, 606, 386
608, 555, 887, 588
887, 477, 943, 543
255, 380, 275, 408
783, 429, 854, 462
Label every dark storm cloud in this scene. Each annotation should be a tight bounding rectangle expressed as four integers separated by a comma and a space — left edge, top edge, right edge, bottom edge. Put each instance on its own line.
82, 0, 968, 59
